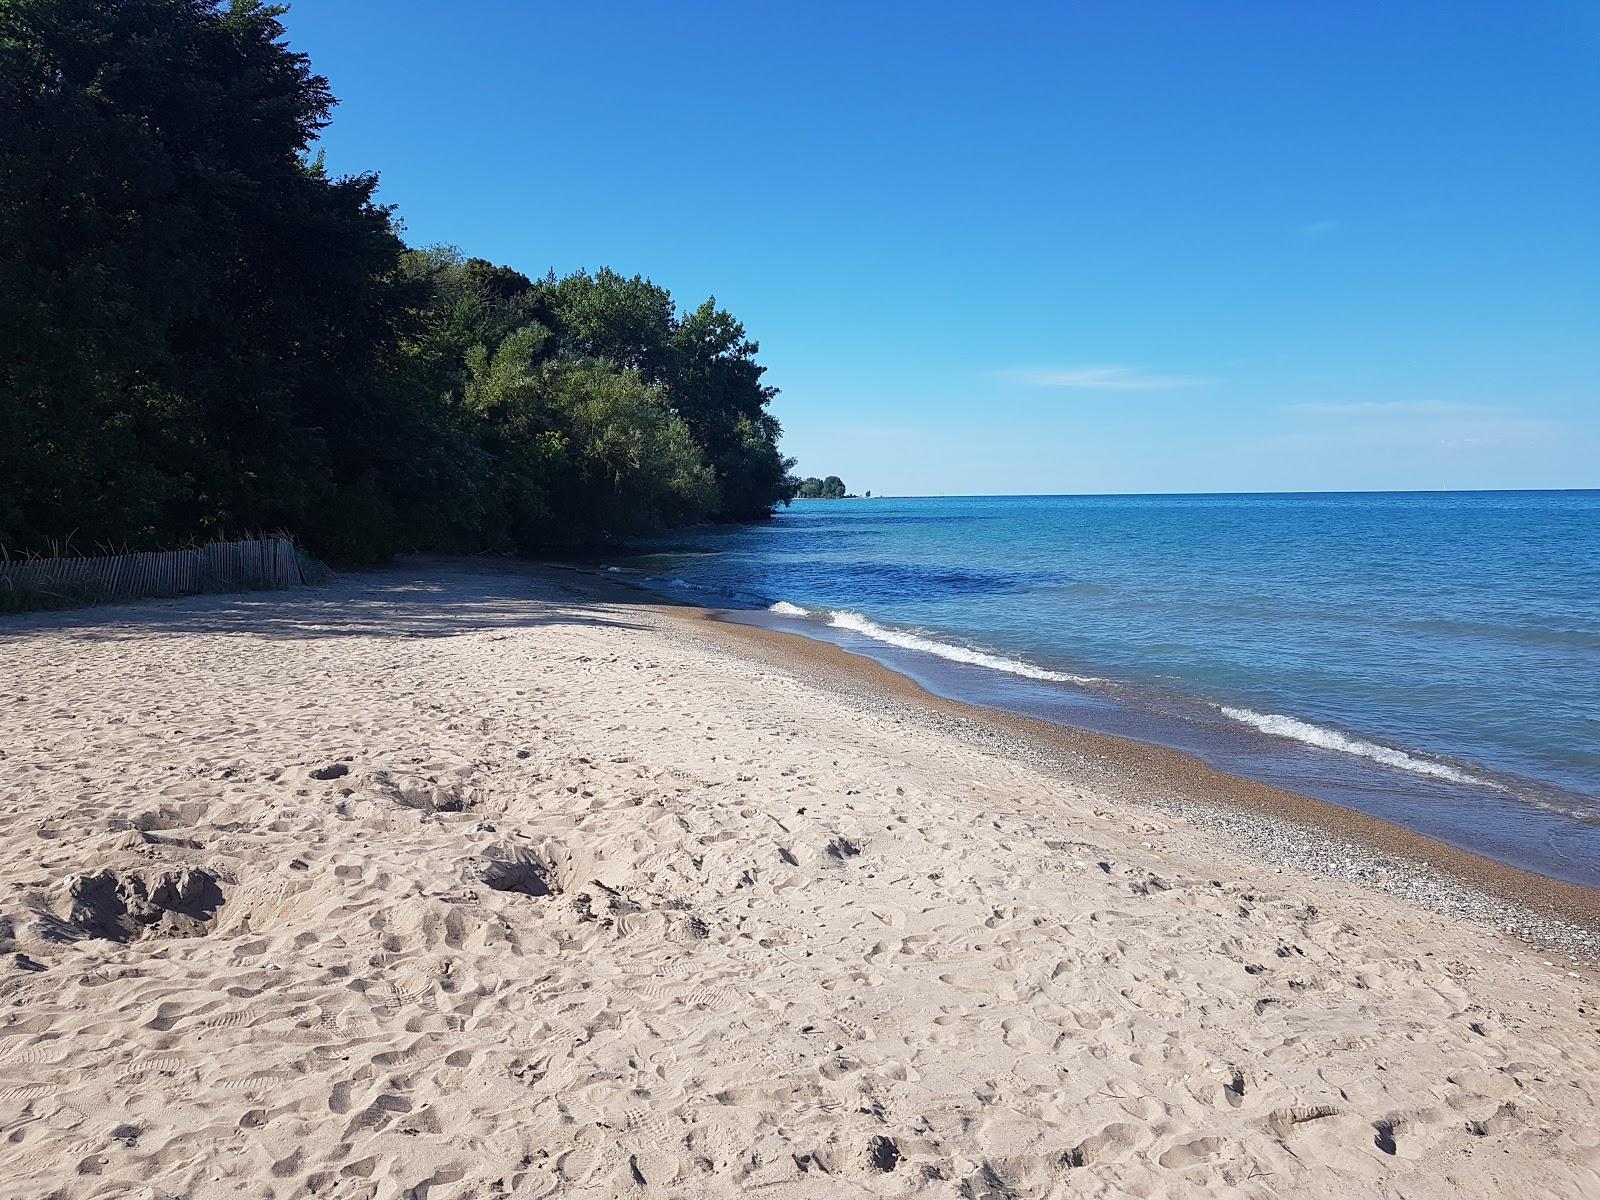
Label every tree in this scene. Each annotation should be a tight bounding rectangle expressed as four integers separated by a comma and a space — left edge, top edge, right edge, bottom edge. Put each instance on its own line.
534, 268, 674, 377
0, 0, 447, 559
526, 278, 796, 519
1, 2, 798, 562
553, 363, 717, 540
795, 475, 847, 499
664, 298, 795, 517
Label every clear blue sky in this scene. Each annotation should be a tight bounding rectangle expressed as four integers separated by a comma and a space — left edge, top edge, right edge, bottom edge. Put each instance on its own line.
283, 1, 1599, 495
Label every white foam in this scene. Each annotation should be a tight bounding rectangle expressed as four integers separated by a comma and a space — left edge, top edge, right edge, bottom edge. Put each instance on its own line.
1219, 706, 1487, 786
825, 610, 1099, 684
767, 601, 808, 617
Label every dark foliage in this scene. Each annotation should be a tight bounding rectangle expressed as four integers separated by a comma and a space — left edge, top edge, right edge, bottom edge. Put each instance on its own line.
0, 0, 797, 563
796, 475, 848, 499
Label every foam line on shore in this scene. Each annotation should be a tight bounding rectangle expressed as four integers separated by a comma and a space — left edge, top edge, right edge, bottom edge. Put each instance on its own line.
1219, 705, 1489, 786
765, 600, 1493, 790
821, 607, 1102, 685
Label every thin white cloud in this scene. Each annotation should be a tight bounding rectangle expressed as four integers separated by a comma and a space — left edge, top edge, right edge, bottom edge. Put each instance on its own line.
1284, 400, 1501, 416
1298, 219, 1340, 236
997, 365, 1207, 391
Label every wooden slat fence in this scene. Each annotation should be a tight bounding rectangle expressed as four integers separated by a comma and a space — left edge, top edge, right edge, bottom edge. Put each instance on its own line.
0, 536, 331, 612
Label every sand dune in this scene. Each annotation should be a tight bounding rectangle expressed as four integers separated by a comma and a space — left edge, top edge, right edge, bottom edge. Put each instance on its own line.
2, 564, 1597, 1198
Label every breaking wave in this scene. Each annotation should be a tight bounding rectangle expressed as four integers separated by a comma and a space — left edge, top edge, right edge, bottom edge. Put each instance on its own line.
1219, 706, 1489, 786
823, 609, 1100, 684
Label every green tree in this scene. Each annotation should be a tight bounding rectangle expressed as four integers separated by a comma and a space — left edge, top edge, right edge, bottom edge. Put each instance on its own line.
795, 475, 847, 499
1, 3, 797, 564
0, 0, 454, 560
537, 268, 675, 376
665, 298, 797, 517
456, 325, 563, 551
554, 363, 717, 540
534, 278, 796, 518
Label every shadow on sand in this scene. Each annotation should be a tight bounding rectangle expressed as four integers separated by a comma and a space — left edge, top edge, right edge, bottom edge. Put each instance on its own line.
0, 557, 659, 643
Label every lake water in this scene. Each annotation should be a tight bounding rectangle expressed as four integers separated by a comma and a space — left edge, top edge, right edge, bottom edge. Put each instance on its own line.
615, 492, 1600, 887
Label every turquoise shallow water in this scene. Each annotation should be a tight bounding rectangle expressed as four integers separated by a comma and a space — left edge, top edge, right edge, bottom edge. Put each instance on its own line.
617, 492, 1600, 886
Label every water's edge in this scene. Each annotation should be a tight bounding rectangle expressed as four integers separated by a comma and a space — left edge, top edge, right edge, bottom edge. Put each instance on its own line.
659, 591, 1600, 941
602, 490, 1600, 890
605, 569, 1600, 889
732, 599, 1600, 888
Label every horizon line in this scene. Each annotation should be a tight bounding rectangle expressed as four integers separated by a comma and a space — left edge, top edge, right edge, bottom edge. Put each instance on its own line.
795, 486, 1600, 500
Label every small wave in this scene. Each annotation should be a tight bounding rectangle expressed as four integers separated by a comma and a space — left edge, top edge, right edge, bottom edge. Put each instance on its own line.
1219, 706, 1488, 786
826, 610, 1099, 684
768, 601, 809, 617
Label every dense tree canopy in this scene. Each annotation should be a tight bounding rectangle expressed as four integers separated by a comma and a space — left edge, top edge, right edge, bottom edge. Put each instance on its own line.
0, 0, 798, 562
795, 476, 848, 499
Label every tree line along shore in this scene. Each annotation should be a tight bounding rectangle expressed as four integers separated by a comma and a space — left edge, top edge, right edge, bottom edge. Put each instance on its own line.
1, 0, 805, 566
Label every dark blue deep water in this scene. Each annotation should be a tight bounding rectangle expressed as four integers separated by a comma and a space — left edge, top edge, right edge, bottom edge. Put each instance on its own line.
616, 492, 1600, 886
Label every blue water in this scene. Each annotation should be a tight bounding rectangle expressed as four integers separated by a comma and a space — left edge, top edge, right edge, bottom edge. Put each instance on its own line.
616, 492, 1600, 887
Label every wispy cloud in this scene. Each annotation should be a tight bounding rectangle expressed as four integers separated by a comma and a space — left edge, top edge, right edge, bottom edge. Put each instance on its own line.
1297, 219, 1340, 237
997, 365, 1207, 391
1284, 400, 1498, 416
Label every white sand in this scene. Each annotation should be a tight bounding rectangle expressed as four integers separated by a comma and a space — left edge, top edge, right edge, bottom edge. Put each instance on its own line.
2, 564, 1597, 1199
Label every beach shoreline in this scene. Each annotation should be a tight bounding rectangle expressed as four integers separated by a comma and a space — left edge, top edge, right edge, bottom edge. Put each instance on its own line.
683, 602, 1600, 942
614, 491, 1600, 893
540, 563, 1600, 943
4, 559, 1598, 1198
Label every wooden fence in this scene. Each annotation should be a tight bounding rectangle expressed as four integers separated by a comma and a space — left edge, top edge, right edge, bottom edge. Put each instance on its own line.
0, 536, 331, 612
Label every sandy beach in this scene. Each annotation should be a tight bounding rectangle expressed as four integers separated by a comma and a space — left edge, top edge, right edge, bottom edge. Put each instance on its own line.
3, 562, 1598, 1199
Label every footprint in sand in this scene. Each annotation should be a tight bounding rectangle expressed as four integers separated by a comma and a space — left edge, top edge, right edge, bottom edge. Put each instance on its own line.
116, 1055, 190, 1083
0, 1043, 58, 1068
215, 1071, 293, 1093
623, 1104, 681, 1147
632, 978, 734, 1013
0, 1082, 56, 1103
1157, 1135, 1227, 1170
